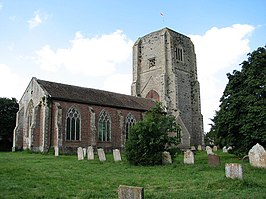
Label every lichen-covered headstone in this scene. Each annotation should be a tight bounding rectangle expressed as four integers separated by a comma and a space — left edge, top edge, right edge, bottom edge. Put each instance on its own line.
225, 163, 243, 179
97, 148, 106, 162
206, 146, 214, 155
162, 151, 172, 165
77, 147, 84, 160
208, 154, 220, 166
87, 146, 94, 160
213, 146, 218, 151
184, 150, 194, 164
118, 185, 144, 199
248, 143, 266, 168
197, 145, 202, 151
113, 149, 122, 162
223, 146, 228, 153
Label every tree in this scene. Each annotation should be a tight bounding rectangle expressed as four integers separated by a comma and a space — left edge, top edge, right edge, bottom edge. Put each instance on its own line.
209, 46, 266, 156
125, 102, 181, 166
0, 97, 19, 151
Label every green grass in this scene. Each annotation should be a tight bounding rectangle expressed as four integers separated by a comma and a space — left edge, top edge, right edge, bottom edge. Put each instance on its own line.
0, 151, 265, 199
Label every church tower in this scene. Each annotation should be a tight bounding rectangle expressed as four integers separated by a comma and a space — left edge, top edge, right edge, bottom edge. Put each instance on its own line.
131, 27, 204, 147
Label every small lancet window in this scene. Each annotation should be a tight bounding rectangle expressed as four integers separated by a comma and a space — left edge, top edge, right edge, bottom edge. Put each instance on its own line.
98, 110, 111, 142
125, 113, 136, 139
66, 107, 81, 141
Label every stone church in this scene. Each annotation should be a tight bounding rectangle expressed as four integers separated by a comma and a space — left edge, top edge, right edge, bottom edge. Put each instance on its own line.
13, 27, 204, 153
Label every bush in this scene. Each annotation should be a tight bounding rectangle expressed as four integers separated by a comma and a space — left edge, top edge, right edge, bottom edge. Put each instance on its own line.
125, 102, 180, 165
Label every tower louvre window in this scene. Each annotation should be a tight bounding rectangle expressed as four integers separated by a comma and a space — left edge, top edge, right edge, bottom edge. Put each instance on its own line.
175, 47, 183, 62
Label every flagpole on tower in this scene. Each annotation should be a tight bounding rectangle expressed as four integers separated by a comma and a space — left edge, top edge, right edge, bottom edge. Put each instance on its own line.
160, 12, 164, 23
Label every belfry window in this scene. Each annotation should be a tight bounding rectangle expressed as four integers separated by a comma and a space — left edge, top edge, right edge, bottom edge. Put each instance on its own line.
66, 107, 81, 141
125, 113, 136, 139
175, 47, 183, 62
98, 110, 111, 142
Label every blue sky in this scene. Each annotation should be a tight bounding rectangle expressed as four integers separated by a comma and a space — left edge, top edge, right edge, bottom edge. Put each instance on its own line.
0, 0, 265, 131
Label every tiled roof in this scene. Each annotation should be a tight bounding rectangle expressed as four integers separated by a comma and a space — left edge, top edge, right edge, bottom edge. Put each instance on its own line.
37, 79, 155, 111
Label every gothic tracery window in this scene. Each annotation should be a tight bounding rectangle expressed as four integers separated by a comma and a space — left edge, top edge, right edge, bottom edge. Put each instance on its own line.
66, 107, 81, 141
125, 113, 136, 139
98, 110, 111, 142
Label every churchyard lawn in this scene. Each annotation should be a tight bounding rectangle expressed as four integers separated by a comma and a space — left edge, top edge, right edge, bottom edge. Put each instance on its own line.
0, 151, 265, 198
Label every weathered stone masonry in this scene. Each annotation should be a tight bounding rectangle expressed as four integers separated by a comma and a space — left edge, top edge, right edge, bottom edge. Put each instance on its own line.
131, 28, 204, 147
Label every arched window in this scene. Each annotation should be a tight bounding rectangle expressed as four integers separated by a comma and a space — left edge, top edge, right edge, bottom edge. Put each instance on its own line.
66, 107, 81, 141
125, 113, 136, 139
175, 46, 183, 62
98, 110, 111, 142
145, 90, 160, 101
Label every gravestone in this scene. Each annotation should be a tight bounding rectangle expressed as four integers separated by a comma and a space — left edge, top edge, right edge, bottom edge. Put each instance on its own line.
213, 146, 218, 151
83, 148, 86, 158
227, 146, 233, 151
118, 185, 144, 199
54, 146, 59, 157
225, 163, 243, 180
97, 148, 106, 162
77, 147, 84, 160
206, 146, 214, 155
223, 146, 228, 153
248, 143, 266, 168
162, 151, 172, 165
208, 154, 220, 166
197, 145, 202, 151
113, 149, 122, 162
184, 150, 194, 164
191, 146, 196, 151
87, 146, 94, 160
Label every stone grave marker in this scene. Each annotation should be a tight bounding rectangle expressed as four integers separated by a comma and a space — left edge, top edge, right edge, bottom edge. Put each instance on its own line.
225, 163, 243, 180
197, 145, 202, 151
113, 149, 122, 162
184, 150, 194, 164
54, 146, 59, 157
97, 148, 106, 162
83, 148, 86, 158
77, 147, 84, 160
208, 154, 220, 166
206, 146, 214, 155
223, 146, 228, 153
162, 151, 172, 165
118, 185, 144, 199
87, 146, 94, 160
248, 143, 266, 168
213, 146, 218, 151
191, 146, 196, 151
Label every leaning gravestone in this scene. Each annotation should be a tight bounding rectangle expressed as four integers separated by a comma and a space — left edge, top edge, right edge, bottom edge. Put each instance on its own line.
113, 149, 122, 162
83, 148, 87, 158
223, 146, 228, 153
225, 163, 243, 180
77, 147, 84, 160
184, 150, 194, 164
206, 146, 214, 155
87, 146, 94, 160
213, 146, 218, 151
248, 143, 266, 168
208, 154, 220, 166
97, 148, 106, 162
118, 185, 144, 199
162, 151, 172, 165
54, 146, 59, 157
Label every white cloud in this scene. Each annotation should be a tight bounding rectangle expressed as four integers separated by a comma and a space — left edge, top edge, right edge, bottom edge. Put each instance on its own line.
0, 3, 3, 11
35, 30, 133, 76
103, 73, 132, 95
28, 10, 48, 29
0, 64, 27, 100
189, 24, 255, 132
